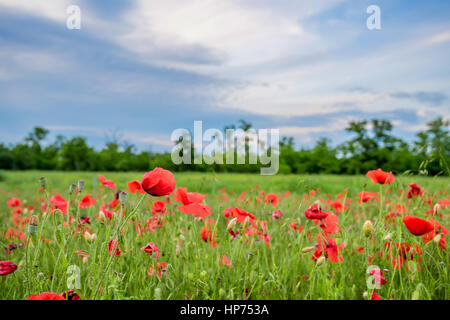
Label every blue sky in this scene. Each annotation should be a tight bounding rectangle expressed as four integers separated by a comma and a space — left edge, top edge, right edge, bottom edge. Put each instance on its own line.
0, 0, 449, 152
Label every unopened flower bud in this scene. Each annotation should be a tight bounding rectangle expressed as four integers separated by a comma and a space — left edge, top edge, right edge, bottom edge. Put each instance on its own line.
219, 288, 226, 298
28, 222, 38, 236
302, 246, 315, 253
119, 192, 127, 205
383, 233, 392, 241
39, 177, 46, 190
316, 256, 326, 266
78, 180, 85, 192
154, 287, 162, 300
363, 220, 374, 237
227, 218, 237, 230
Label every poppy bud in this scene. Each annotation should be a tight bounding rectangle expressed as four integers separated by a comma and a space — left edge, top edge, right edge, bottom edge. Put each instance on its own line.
412, 290, 420, 300
227, 218, 237, 230
154, 287, 162, 300
176, 244, 180, 257
316, 256, 325, 266
69, 184, 76, 195
363, 291, 368, 299
363, 220, 374, 237
200, 270, 207, 279
39, 177, 46, 190
78, 180, 85, 192
302, 246, 315, 253
243, 216, 250, 228
28, 223, 38, 236
219, 288, 226, 298
119, 192, 127, 205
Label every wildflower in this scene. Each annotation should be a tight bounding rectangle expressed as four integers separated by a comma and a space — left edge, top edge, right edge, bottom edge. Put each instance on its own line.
39, 177, 47, 190
119, 191, 127, 205
108, 239, 121, 257
141, 168, 175, 197
305, 203, 329, 220
366, 168, 395, 185
98, 175, 116, 190
27, 292, 65, 300
264, 193, 280, 207
407, 183, 423, 199
140, 242, 160, 260
0, 261, 17, 276
7, 198, 21, 208
219, 254, 232, 268
79, 194, 96, 209
60, 290, 81, 300
272, 209, 283, 220
371, 290, 383, 300
127, 180, 145, 194
403, 216, 434, 236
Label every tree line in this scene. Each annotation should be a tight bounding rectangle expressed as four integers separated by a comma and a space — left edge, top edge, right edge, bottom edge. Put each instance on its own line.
0, 117, 448, 175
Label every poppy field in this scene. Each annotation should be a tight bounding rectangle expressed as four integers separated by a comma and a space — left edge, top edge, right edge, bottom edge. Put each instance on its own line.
0, 170, 449, 300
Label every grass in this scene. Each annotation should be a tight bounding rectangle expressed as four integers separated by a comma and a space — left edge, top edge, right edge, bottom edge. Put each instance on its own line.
0, 170, 449, 300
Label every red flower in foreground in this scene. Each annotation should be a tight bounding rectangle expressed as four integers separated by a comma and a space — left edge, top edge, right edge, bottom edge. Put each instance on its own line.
141, 168, 175, 197
403, 216, 434, 236
422, 220, 448, 250
366, 168, 395, 185
407, 183, 423, 199
108, 239, 121, 257
127, 180, 145, 194
98, 175, 116, 190
305, 203, 329, 220
175, 187, 210, 217
151, 200, 166, 214
0, 260, 17, 276
27, 292, 65, 300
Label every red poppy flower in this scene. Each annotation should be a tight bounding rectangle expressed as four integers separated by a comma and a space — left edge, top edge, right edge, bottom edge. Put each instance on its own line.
264, 193, 280, 207
60, 290, 81, 300
148, 262, 167, 278
368, 267, 387, 286
407, 183, 423, 199
7, 198, 21, 208
27, 292, 66, 300
358, 191, 375, 203
403, 216, 434, 236
140, 242, 160, 260
305, 203, 329, 220
108, 239, 121, 257
219, 254, 232, 268
422, 220, 448, 250
201, 223, 218, 248
371, 290, 383, 300
0, 260, 17, 276
152, 200, 165, 214
325, 238, 345, 263
232, 207, 255, 223
141, 168, 175, 197
272, 209, 283, 220
366, 168, 395, 185
174, 187, 207, 205
49, 194, 68, 214
98, 175, 116, 190
127, 180, 145, 194
178, 203, 211, 218
79, 194, 96, 209
289, 221, 304, 233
